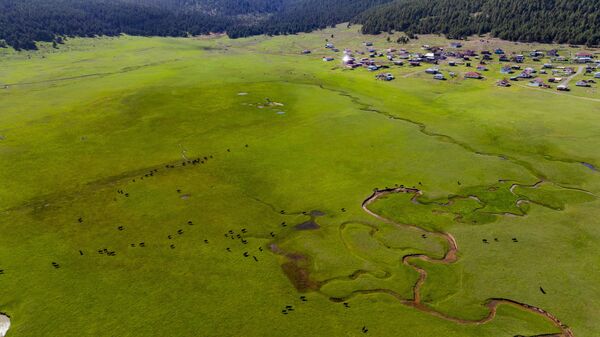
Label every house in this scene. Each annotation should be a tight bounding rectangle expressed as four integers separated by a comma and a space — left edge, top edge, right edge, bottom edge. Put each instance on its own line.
576, 80, 591, 87
425, 68, 439, 74
342, 54, 355, 65
325, 43, 334, 49
367, 65, 380, 71
557, 84, 570, 91
409, 61, 421, 67
500, 66, 513, 74
497, 79, 511, 87
575, 56, 593, 63
528, 78, 548, 88
449, 61, 457, 66
530, 50, 544, 57
512, 55, 525, 63
393, 60, 404, 66
576, 51, 593, 58
575, 51, 593, 63
301, 50, 311, 54
376, 73, 394, 81
322, 57, 334, 62
464, 72, 483, 79
594, 72, 600, 79
450, 42, 462, 48
434, 73, 446, 80
494, 48, 505, 54
547, 49, 559, 57
518, 71, 533, 79
499, 55, 510, 62
543, 63, 553, 69
548, 77, 563, 83
364, 42, 374, 47
477, 65, 488, 71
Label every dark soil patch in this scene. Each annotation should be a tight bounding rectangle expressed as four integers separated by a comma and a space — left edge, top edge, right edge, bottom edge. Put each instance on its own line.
295, 220, 320, 230
281, 261, 320, 292
310, 210, 326, 217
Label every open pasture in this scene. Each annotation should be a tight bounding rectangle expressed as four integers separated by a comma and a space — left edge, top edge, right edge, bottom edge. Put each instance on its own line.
1, 26, 599, 336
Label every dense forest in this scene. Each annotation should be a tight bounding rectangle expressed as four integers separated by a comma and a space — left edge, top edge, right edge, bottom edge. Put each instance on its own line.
0, 0, 232, 50
1, 0, 599, 50
356, 0, 600, 46
0, 0, 390, 50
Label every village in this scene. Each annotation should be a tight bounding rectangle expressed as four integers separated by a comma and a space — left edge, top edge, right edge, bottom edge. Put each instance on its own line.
305, 39, 600, 93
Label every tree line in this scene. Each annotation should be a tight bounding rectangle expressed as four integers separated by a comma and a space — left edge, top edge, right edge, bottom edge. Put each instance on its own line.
1, 0, 599, 50
355, 0, 600, 46
0, 0, 391, 50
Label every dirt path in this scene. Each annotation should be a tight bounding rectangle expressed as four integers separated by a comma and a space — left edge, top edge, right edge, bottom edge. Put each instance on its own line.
559, 66, 584, 87
360, 187, 575, 337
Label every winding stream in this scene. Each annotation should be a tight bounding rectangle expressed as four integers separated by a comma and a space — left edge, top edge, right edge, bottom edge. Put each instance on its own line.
359, 187, 574, 337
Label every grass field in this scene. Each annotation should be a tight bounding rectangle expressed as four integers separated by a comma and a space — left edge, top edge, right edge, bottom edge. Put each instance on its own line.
1, 25, 599, 337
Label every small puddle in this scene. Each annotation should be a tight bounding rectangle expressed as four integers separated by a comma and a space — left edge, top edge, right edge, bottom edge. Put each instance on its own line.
581, 162, 597, 171
295, 220, 320, 230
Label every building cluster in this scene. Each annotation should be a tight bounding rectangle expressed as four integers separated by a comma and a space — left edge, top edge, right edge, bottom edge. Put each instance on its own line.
301, 40, 600, 91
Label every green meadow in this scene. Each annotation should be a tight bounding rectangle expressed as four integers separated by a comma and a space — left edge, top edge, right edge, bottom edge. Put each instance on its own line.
1, 26, 599, 336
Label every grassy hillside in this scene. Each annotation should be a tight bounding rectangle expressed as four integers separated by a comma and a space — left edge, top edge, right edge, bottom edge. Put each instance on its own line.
0, 26, 599, 337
